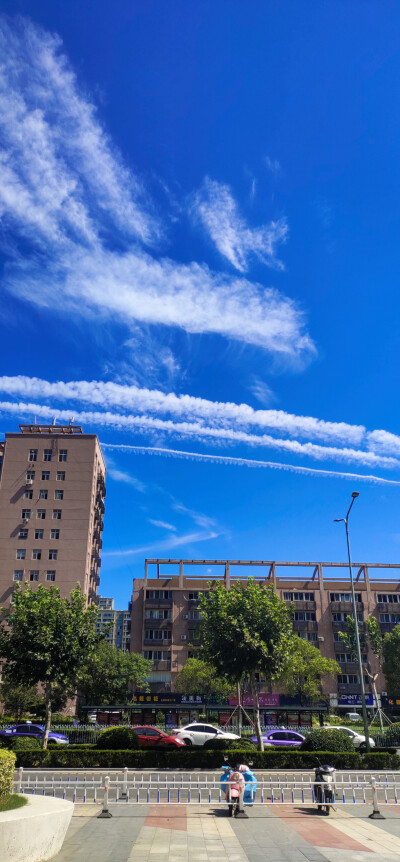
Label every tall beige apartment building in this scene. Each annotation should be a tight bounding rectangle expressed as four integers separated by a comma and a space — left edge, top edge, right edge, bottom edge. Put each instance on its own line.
0, 425, 106, 605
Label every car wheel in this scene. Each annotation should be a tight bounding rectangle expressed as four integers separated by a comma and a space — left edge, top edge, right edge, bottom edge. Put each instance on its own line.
359, 743, 366, 752
183, 738, 192, 747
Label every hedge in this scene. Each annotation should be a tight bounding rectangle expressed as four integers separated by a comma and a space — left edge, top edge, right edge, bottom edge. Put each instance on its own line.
301, 730, 354, 752
96, 727, 139, 750
0, 750, 16, 797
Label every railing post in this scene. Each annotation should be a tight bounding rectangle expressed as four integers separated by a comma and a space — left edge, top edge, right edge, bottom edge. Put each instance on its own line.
369, 776, 385, 820
121, 767, 128, 799
97, 775, 112, 818
235, 780, 248, 819
17, 766, 24, 794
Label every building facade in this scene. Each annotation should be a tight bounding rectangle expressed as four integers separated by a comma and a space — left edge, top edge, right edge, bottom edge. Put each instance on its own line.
130, 558, 400, 709
0, 424, 106, 605
97, 596, 131, 650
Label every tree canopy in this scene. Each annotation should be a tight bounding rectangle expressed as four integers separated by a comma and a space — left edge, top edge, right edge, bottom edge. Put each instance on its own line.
199, 578, 293, 749
280, 637, 339, 704
174, 658, 232, 700
77, 640, 152, 705
0, 584, 99, 747
383, 624, 400, 701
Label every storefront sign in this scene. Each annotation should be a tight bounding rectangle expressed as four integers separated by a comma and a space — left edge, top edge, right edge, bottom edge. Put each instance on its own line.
228, 694, 280, 707
338, 694, 374, 706
381, 696, 400, 709
132, 693, 204, 705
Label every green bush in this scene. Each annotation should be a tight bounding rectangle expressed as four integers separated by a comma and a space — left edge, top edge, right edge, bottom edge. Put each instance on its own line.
361, 751, 400, 770
301, 729, 354, 752
204, 737, 256, 751
14, 747, 367, 770
9, 737, 41, 751
96, 726, 139, 750
0, 750, 16, 798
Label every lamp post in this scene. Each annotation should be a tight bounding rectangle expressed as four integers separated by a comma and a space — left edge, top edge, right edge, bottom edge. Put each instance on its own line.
334, 492, 370, 751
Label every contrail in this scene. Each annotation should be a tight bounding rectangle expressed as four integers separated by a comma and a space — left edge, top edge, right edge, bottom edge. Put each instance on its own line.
101, 443, 400, 486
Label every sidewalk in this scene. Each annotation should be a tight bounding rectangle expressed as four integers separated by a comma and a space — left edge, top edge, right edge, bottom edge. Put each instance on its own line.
51, 804, 400, 862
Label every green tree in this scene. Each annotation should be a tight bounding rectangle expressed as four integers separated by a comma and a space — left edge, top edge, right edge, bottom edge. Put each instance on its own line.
0, 584, 99, 749
280, 637, 339, 704
339, 614, 384, 729
0, 680, 41, 721
199, 578, 293, 750
383, 624, 400, 702
174, 658, 233, 701
77, 640, 152, 705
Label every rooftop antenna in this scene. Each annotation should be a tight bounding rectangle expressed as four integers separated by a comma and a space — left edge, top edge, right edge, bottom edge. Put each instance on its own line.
69, 416, 74, 425
52, 417, 56, 426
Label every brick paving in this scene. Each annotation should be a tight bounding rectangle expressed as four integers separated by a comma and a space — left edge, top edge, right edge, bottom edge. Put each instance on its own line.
51, 804, 400, 862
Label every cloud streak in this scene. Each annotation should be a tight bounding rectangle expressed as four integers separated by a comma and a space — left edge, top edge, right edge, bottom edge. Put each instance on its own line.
192, 177, 288, 272
0, 16, 314, 361
102, 443, 400, 486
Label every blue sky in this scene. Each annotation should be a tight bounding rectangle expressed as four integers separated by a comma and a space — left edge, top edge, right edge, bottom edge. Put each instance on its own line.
1, 2, 400, 608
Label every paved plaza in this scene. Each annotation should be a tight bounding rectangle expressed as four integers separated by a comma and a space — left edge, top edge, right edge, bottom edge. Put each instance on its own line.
51, 803, 400, 862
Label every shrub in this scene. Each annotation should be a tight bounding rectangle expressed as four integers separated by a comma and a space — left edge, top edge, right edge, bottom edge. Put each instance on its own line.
96, 726, 139, 750
361, 751, 400, 770
204, 737, 256, 751
380, 723, 400, 744
0, 750, 16, 798
9, 737, 41, 751
301, 729, 354, 752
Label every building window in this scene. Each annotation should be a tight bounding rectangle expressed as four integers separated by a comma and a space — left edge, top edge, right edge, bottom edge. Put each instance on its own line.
284, 591, 315, 601
14, 570, 23, 582
56, 471, 65, 481
18, 529, 28, 539
144, 629, 171, 640
30, 571, 39, 582
37, 509, 46, 520
24, 490, 33, 499
59, 450, 68, 462
41, 471, 50, 481
34, 529, 44, 540
338, 674, 360, 685
26, 471, 35, 481
48, 549, 58, 560
145, 609, 172, 620
378, 594, 399, 604
380, 613, 400, 623
43, 449, 52, 462
189, 592, 200, 601
52, 509, 62, 520
188, 611, 202, 620
16, 549, 26, 560
46, 571, 56, 582
293, 611, 316, 621
297, 632, 318, 641
21, 509, 31, 520
32, 550, 41, 560
146, 590, 173, 600
39, 490, 48, 500
50, 529, 60, 540
54, 490, 64, 500
29, 449, 38, 462
330, 592, 362, 603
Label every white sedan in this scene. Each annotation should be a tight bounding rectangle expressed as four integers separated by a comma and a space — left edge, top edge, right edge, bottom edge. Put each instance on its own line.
173, 722, 239, 747
324, 725, 375, 751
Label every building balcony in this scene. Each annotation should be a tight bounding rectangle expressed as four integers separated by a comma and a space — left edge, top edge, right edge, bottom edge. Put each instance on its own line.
143, 636, 172, 646
143, 617, 172, 627
145, 598, 173, 607
380, 622, 399, 633
289, 600, 317, 611
151, 660, 172, 670
376, 602, 400, 612
330, 601, 364, 613
292, 621, 318, 632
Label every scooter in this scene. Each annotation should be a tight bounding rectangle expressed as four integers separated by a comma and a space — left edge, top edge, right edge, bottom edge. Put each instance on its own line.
220, 763, 257, 816
313, 763, 336, 815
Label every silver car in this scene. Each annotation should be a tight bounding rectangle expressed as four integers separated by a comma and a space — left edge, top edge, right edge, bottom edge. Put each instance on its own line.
173, 722, 239, 747
324, 725, 375, 751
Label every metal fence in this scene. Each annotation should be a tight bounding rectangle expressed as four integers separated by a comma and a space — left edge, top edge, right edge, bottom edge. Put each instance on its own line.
13, 768, 400, 819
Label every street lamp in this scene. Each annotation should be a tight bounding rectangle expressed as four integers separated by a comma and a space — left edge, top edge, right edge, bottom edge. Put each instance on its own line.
334, 492, 370, 751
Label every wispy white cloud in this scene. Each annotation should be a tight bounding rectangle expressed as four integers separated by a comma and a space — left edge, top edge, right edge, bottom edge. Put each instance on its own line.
107, 468, 145, 492
103, 444, 400, 487
265, 156, 281, 174
0, 376, 365, 446
149, 519, 177, 532
0, 17, 314, 362
248, 378, 275, 406
104, 529, 219, 558
192, 177, 288, 272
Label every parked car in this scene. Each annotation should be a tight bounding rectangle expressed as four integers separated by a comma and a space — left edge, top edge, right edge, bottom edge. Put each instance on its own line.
0, 722, 69, 745
173, 723, 239, 747
131, 725, 186, 748
250, 729, 305, 747
344, 712, 362, 722
324, 725, 375, 751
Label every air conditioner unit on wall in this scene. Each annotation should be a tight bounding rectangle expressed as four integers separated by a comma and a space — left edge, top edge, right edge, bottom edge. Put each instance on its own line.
26, 479, 33, 486
180, 634, 187, 640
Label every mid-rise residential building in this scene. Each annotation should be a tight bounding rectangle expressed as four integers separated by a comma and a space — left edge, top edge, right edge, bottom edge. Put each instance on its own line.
0, 424, 106, 605
130, 558, 400, 711
96, 596, 131, 650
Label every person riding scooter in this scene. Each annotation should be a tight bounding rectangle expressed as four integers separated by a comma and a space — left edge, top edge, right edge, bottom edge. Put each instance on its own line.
220, 763, 257, 816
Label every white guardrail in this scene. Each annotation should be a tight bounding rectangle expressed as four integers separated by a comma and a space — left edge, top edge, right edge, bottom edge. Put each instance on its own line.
13, 769, 400, 819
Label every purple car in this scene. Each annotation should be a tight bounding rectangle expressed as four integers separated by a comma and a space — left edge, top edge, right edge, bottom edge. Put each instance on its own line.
251, 728, 305, 747
0, 723, 69, 745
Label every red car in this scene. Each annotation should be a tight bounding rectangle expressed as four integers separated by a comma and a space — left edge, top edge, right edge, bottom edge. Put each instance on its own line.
131, 725, 185, 748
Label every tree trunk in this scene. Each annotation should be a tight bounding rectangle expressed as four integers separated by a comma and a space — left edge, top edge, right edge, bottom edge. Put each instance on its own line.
237, 680, 242, 738
43, 683, 52, 750
249, 671, 264, 751
370, 675, 384, 732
